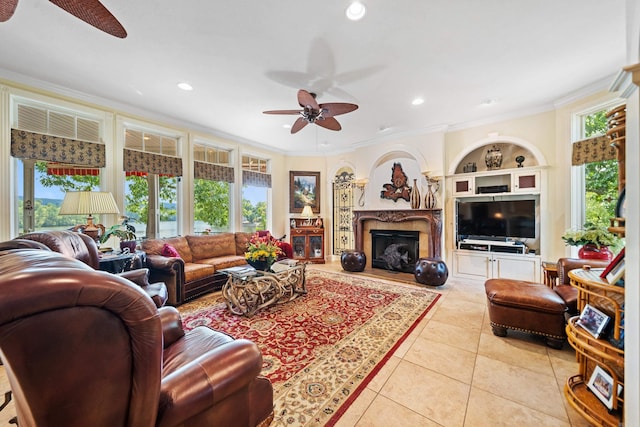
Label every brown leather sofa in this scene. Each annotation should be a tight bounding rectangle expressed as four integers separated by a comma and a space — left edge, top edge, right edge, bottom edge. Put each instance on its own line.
10, 230, 168, 308
485, 257, 609, 348
0, 248, 274, 427
141, 233, 253, 305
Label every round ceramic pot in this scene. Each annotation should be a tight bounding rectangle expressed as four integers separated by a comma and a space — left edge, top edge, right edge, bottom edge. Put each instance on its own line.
578, 244, 613, 261
247, 258, 271, 271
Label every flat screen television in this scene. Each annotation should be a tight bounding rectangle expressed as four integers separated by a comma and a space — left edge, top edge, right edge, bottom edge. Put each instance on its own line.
456, 199, 536, 240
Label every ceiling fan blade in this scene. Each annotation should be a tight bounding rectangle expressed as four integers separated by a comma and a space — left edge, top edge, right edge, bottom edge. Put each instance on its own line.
0, 0, 18, 22
49, 0, 127, 38
320, 102, 359, 117
291, 117, 309, 134
315, 117, 341, 131
297, 89, 319, 110
263, 109, 303, 115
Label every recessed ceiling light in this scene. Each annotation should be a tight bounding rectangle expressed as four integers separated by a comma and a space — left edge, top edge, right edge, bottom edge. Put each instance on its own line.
283, 124, 291, 129
346, 1, 366, 21
411, 97, 424, 106
177, 82, 193, 91
481, 98, 497, 106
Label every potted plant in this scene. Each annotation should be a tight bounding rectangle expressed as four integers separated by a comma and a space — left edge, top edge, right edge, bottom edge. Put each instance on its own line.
100, 216, 137, 252
562, 223, 618, 260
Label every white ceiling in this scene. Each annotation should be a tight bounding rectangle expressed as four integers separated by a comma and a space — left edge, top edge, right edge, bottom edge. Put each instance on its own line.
0, 0, 627, 155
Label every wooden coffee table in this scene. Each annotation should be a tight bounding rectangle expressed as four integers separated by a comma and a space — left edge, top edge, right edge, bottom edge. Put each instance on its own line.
220, 261, 307, 317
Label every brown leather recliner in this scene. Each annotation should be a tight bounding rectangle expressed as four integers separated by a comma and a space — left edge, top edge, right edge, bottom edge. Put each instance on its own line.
0, 248, 274, 427
11, 230, 168, 307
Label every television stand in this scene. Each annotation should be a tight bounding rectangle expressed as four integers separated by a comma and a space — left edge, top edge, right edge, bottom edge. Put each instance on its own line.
458, 240, 526, 254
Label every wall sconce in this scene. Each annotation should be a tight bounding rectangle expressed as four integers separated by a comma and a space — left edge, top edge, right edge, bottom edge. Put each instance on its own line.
353, 178, 369, 207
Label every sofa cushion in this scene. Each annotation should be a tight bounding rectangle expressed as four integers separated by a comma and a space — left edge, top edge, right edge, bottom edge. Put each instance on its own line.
186, 233, 236, 260
234, 232, 253, 256
197, 255, 247, 271
162, 243, 181, 258
183, 263, 216, 283
142, 237, 193, 263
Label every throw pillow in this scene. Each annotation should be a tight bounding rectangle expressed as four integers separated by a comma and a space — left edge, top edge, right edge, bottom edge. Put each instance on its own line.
162, 243, 181, 258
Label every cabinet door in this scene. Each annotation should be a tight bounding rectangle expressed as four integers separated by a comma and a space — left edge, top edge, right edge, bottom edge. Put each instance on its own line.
512, 170, 540, 193
291, 235, 307, 259
493, 255, 540, 282
452, 176, 475, 196
453, 251, 491, 279
309, 235, 324, 259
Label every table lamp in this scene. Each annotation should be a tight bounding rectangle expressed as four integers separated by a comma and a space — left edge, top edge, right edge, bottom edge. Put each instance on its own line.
301, 205, 314, 226
59, 191, 120, 242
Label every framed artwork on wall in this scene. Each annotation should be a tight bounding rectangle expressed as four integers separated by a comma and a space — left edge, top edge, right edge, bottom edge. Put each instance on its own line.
289, 171, 320, 214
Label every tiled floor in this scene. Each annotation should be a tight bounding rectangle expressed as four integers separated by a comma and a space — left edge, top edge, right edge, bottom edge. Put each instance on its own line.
0, 261, 592, 427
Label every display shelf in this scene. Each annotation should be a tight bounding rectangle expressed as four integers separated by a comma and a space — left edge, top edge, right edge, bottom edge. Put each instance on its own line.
566, 267, 625, 426
565, 375, 623, 427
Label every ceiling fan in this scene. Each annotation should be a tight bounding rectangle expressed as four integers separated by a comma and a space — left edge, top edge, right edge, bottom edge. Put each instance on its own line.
0, 0, 127, 38
264, 89, 358, 134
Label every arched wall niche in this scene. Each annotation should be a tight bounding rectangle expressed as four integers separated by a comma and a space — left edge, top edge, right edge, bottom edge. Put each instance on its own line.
448, 135, 547, 175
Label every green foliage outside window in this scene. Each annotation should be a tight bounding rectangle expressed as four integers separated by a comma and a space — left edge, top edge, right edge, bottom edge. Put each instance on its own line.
194, 179, 230, 230
583, 110, 619, 229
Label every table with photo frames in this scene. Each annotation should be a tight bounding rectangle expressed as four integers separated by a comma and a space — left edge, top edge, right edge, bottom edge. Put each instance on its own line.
220, 260, 307, 317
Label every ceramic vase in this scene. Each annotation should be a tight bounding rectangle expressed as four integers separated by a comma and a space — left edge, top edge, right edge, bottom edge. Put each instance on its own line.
485, 145, 503, 170
247, 258, 272, 271
410, 179, 421, 209
424, 183, 437, 209
578, 244, 613, 261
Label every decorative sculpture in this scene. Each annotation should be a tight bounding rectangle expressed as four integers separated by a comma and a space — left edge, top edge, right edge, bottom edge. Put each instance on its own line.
380, 162, 411, 202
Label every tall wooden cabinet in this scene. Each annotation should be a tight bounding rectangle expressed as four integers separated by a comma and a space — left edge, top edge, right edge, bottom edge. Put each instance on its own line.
565, 268, 624, 427
290, 218, 325, 264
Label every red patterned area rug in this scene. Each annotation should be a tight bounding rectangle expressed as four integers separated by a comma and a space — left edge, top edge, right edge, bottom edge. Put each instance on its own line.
179, 269, 440, 426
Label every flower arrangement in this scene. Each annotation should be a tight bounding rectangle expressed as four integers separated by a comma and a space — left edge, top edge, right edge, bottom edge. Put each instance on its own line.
562, 223, 618, 247
245, 232, 282, 266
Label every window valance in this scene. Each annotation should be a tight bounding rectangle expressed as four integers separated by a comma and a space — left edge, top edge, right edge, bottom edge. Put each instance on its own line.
243, 170, 272, 188
124, 148, 183, 177
194, 161, 234, 183
10, 128, 105, 167
572, 135, 617, 165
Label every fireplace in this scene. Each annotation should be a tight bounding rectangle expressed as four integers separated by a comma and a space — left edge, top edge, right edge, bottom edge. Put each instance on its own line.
370, 230, 419, 273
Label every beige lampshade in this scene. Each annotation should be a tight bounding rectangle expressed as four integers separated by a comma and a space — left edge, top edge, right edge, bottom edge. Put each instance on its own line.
59, 191, 120, 216
301, 205, 314, 218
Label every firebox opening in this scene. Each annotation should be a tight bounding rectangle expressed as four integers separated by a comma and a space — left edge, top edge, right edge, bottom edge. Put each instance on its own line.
370, 230, 419, 273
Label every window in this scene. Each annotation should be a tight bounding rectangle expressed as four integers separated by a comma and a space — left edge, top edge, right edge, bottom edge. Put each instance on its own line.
579, 108, 620, 228
242, 155, 270, 232
12, 101, 103, 234
193, 143, 233, 233
123, 128, 182, 239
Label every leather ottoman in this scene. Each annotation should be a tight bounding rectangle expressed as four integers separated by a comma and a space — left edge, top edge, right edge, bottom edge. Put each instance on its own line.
484, 278, 567, 349
414, 258, 448, 286
341, 250, 366, 272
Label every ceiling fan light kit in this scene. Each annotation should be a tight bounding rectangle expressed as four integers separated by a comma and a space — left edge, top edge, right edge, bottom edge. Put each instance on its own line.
264, 89, 358, 134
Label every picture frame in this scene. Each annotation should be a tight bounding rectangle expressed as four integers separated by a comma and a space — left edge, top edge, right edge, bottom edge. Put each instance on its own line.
587, 365, 622, 410
606, 258, 625, 286
289, 171, 320, 214
576, 303, 610, 338
600, 247, 625, 280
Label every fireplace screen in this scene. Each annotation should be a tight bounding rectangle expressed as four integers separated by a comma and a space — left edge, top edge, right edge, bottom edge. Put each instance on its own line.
370, 230, 419, 273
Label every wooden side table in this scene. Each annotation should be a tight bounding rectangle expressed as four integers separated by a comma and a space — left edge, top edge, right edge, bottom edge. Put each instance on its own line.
541, 260, 558, 288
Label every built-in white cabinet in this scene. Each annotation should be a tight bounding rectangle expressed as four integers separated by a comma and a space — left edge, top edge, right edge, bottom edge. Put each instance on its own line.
451, 167, 541, 197
452, 250, 541, 282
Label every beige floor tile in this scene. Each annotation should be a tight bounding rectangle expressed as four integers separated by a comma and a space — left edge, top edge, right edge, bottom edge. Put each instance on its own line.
355, 395, 440, 427
333, 388, 377, 427
419, 319, 481, 353
477, 331, 555, 377
472, 354, 568, 420
366, 355, 401, 392
464, 387, 570, 426
404, 337, 477, 384
380, 360, 470, 427
430, 304, 485, 331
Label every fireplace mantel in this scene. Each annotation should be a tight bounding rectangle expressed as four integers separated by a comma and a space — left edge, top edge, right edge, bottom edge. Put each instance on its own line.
353, 209, 442, 259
